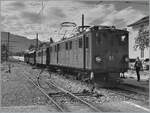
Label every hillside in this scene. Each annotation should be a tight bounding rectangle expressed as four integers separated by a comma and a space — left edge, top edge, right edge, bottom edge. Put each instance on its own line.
1, 32, 42, 53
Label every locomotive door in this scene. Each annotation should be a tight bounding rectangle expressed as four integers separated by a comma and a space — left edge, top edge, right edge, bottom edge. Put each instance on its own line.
107, 33, 118, 71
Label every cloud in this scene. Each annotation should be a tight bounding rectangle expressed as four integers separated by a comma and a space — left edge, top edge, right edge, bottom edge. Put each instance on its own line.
21, 11, 43, 24
9, 1, 26, 10
86, 4, 116, 25
76, 1, 99, 5
50, 7, 66, 18
45, 7, 66, 22
1, 1, 148, 42
86, 4, 145, 28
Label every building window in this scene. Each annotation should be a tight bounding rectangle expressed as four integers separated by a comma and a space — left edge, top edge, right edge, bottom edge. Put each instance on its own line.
79, 38, 82, 48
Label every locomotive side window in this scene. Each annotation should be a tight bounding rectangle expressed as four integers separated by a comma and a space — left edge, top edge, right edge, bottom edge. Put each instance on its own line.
50, 47, 52, 52
69, 41, 72, 50
96, 32, 102, 45
85, 37, 89, 48
66, 42, 68, 50
79, 38, 82, 48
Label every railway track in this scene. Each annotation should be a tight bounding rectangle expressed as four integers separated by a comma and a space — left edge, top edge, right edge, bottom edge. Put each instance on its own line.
22, 64, 148, 103
16, 62, 148, 107
21, 70, 101, 112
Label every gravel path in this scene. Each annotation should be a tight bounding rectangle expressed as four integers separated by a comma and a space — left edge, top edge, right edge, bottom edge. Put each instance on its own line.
1, 62, 58, 112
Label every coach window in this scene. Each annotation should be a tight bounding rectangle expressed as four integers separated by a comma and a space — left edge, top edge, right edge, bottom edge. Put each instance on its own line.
79, 38, 82, 48
85, 37, 89, 48
69, 41, 72, 50
66, 42, 68, 50
57, 44, 60, 51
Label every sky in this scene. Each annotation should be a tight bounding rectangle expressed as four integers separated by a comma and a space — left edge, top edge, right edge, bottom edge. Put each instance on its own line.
1, 0, 149, 42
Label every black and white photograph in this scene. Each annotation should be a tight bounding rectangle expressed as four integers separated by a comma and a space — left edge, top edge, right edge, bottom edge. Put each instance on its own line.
1, 0, 149, 112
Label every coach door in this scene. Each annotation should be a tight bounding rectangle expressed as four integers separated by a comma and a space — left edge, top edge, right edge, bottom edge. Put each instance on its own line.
46, 47, 50, 65
57, 44, 59, 64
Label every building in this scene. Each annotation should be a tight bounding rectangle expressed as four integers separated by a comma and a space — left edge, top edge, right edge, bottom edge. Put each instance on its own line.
128, 16, 149, 59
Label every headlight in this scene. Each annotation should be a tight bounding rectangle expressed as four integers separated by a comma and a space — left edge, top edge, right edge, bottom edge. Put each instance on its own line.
96, 56, 102, 63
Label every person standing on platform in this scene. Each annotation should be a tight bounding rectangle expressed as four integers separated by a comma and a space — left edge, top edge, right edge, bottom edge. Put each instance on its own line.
134, 57, 142, 81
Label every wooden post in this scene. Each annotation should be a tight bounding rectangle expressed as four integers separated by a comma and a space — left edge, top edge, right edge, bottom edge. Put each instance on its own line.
82, 14, 86, 70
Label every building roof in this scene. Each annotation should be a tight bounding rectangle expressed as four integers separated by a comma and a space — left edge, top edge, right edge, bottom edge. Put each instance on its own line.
128, 16, 149, 27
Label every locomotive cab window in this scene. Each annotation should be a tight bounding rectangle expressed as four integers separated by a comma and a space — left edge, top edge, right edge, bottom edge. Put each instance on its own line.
119, 34, 127, 45
96, 32, 103, 45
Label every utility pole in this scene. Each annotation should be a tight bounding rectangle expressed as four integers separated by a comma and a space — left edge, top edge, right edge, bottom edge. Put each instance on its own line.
5, 32, 10, 61
82, 14, 86, 71
36, 33, 38, 50
7, 32, 11, 73
82, 14, 84, 31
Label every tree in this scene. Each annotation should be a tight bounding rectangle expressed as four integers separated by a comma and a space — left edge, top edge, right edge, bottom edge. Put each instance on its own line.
134, 30, 149, 58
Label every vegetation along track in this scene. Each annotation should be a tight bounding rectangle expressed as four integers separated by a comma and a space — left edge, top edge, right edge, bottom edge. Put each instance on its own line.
21, 69, 101, 112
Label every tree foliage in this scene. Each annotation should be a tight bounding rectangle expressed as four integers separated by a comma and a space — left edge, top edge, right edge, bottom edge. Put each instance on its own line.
134, 30, 149, 51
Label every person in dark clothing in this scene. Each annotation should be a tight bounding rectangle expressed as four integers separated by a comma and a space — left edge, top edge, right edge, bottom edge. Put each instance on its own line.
134, 57, 142, 81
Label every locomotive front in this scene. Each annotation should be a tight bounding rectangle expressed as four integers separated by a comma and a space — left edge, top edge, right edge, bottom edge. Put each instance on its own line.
91, 26, 129, 80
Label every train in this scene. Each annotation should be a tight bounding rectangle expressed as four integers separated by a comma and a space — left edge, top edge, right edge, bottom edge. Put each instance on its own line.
24, 25, 129, 82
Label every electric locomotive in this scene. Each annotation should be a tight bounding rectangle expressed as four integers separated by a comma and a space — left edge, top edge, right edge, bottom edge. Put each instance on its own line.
25, 25, 129, 81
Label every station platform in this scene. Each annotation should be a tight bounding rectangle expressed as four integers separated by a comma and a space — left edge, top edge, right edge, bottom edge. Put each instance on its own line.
121, 70, 149, 92
99, 101, 150, 112
121, 77, 149, 91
